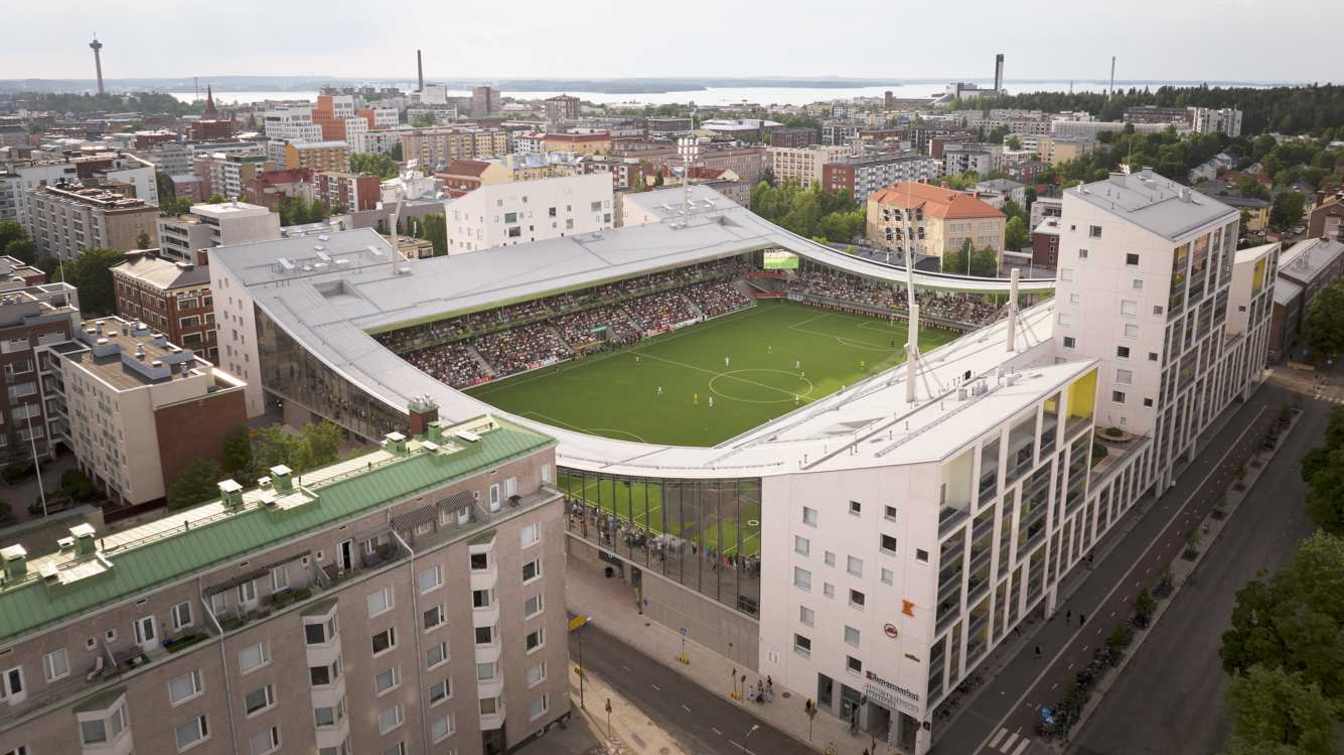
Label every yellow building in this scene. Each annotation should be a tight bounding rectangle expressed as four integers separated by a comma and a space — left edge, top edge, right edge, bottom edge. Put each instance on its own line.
1036, 136, 1093, 167
541, 132, 611, 155
866, 182, 1006, 266
283, 141, 351, 173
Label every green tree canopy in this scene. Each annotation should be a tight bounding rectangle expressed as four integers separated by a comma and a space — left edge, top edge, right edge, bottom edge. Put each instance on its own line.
1270, 191, 1307, 232
247, 421, 347, 482
350, 152, 400, 180
53, 248, 123, 315
168, 459, 223, 510
1224, 665, 1340, 755
1302, 281, 1344, 358
1005, 216, 1029, 251
749, 181, 861, 243
942, 240, 999, 277
220, 425, 253, 477
410, 113, 435, 128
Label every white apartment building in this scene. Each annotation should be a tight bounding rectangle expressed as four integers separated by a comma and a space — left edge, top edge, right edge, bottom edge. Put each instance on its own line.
10, 154, 158, 223
263, 107, 323, 143
57, 316, 248, 504
444, 173, 613, 254
157, 202, 282, 262
943, 144, 1002, 177
131, 142, 194, 178
352, 129, 401, 156
1190, 107, 1243, 138
768, 145, 852, 188
365, 106, 400, 129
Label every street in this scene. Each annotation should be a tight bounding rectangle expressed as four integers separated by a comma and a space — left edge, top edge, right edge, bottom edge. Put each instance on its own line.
933, 385, 1291, 755
1068, 394, 1323, 754
573, 622, 821, 755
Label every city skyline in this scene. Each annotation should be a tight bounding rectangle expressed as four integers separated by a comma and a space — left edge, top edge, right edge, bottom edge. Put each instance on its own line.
2, 0, 1341, 83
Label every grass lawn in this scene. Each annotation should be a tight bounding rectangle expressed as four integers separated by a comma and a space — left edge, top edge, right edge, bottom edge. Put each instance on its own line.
468, 300, 958, 447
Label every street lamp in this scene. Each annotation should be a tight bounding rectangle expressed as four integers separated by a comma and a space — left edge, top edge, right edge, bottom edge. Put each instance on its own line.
26, 404, 47, 518
569, 615, 591, 709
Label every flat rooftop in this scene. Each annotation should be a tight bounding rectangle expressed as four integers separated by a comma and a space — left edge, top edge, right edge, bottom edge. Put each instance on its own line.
1278, 238, 1344, 284
1067, 169, 1236, 240
65, 317, 201, 390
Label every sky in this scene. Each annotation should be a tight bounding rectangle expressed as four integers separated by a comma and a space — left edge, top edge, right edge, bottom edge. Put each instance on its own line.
3, 0, 1340, 84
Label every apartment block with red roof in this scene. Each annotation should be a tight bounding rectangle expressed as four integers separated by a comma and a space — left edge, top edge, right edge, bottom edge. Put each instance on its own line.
866, 181, 1006, 266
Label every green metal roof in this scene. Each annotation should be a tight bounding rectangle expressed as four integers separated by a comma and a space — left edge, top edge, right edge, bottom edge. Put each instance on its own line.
0, 419, 553, 643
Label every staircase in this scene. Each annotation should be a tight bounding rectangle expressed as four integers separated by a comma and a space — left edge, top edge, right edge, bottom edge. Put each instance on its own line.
466, 345, 496, 377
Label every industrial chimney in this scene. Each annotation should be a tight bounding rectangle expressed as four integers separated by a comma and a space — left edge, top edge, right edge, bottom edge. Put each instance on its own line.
993, 54, 1005, 93
417, 49, 424, 93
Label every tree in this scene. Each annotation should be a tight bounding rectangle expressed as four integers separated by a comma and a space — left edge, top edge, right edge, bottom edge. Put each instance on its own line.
1270, 191, 1307, 232
0, 220, 25, 250
220, 425, 252, 477
53, 248, 122, 315
156, 171, 177, 207
1302, 281, 1344, 358
1224, 665, 1340, 754
168, 458, 223, 510
417, 214, 447, 255
388, 142, 404, 162
246, 421, 345, 482
4, 239, 35, 264
159, 196, 193, 217
135, 231, 151, 249
350, 152, 399, 180
1304, 447, 1344, 534
410, 113, 435, 128
1005, 216, 1029, 251
1006, 135, 1023, 151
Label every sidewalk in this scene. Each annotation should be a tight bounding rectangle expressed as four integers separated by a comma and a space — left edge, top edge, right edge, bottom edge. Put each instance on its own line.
569, 663, 685, 755
567, 561, 878, 755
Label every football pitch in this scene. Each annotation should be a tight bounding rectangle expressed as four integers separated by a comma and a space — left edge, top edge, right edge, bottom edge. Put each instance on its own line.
467, 300, 959, 447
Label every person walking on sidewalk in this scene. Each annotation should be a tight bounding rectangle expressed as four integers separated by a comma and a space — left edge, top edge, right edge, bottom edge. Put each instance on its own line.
1080, 612, 1086, 626
1066, 609, 1072, 622
1035, 645, 1042, 658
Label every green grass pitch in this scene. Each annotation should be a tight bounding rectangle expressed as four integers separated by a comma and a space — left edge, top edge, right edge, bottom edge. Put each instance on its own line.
468, 299, 958, 447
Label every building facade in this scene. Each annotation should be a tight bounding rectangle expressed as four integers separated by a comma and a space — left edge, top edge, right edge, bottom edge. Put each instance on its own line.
821, 154, 940, 203
111, 251, 219, 361
156, 202, 282, 263
768, 145, 852, 188
283, 142, 352, 174
23, 183, 159, 260
315, 173, 381, 212
866, 182, 1006, 264
0, 415, 571, 755
399, 129, 511, 170
1308, 195, 1344, 242
0, 272, 79, 463
444, 173, 614, 254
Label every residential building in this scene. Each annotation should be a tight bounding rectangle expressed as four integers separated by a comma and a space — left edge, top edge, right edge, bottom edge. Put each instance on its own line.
0, 413, 570, 755
1051, 120, 1171, 140
0, 271, 79, 463
23, 183, 159, 260
667, 146, 769, 187
399, 128, 511, 169
701, 119, 781, 143
646, 117, 693, 135
283, 142, 351, 174
541, 133, 611, 156
1029, 197, 1063, 230
1123, 106, 1191, 127
243, 168, 314, 211
975, 178, 1027, 207
315, 172, 381, 212
866, 182, 1007, 265
574, 155, 649, 192
821, 122, 860, 147
544, 95, 581, 125
436, 160, 514, 198
9, 153, 159, 224
56, 316, 247, 504
942, 144, 1002, 176
311, 95, 356, 140
1269, 238, 1344, 360
769, 145, 852, 188
0, 170, 19, 221
1031, 216, 1062, 268
1308, 195, 1344, 241
351, 128, 401, 156
1034, 136, 1094, 168
193, 152, 270, 201
357, 106, 400, 130
444, 173, 613, 253
471, 85, 501, 118
112, 251, 219, 360
155, 202, 282, 263
1190, 107, 1243, 138
768, 127, 818, 149
262, 106, 323, 143
1213, 194, 1271, 232
821, 153, 940, 203
131, 142, 193, 179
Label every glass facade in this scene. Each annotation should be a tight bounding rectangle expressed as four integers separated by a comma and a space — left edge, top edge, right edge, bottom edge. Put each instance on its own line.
559, 470, 762, 617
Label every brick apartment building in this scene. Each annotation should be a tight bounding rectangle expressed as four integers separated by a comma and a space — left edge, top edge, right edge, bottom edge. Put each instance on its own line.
314, 172, 381, 212
0, 264, 79, 463
112, 251, 219, 361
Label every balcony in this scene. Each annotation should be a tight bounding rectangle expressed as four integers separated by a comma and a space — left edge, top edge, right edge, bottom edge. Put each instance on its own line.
480, 705, 507, 731
938, 506, 970, 537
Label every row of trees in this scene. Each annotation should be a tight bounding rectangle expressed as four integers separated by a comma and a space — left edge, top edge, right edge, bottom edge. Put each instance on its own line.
0, 220, 35, 264
351, 152, 400, 180
1301, 279, 1344, 361
942, 239, 998, 277
15, 91, 199, 118
167, 422, 346, 509
404, 214, 447, 255
748, 181, 865, 244
954, 83, 1344, 137
277, 195, 335, 226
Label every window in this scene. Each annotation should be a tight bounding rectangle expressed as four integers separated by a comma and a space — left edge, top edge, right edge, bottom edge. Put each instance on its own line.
305, 616, 337, 645
529, 693, 550, 720
794, 535, 810, 556
848, 500, 862, 515
1121, 300, 1138, 316
1126, 253, 1140, 265
470, 552, 489, 571
1132, 278, 1144, 290
793, 566, 812, 591
1149, 351, 1160, 362
378, 705, 404, 735
134, 615, 157, 645
823, 582, 836, 598
880, 534, 897, 554
802, 506, 817, 526
1153, 305, 1164, 316
171, 600, 194, 630
309, 659, 340, 687
1116, 369, 1133, 384
881, 567, 894, 585
504, 212, 518, 224
418, 565, 442, 593
473, 589, 492, 608
432, 712, 456, 741
799, 605, 815, 626
315, 701, 343, 727
239, 642, 269, 674
1113, 391, 1127, 403
384, 744, 406, 755
526, 628, 545, 653
1143, 398, 1154, 407
850, 589, 866, 609
590, 201, 602, 212
475, 626, 494, 645
1116, 346, 1130, 358
42, 648, 69, 682
244, 684, 275, 716
794, 634, 812, 656
175, 715, 209, 751
917, 548, 930, 562
367, 586, 394, 617
249, 726, 280, 755
527, 661, 548, 687
1057, 313, 1073, 326
522, 558, 542, 583
521, 522, 541, 548
824, 551, 836, 567
1063, 336, 1076, 349
168, 670, 204, 705
1089, 225, 1103, 238
271, 566, 288, 592
1059, 268, 1074, 282
427, 641, 449, 669
477, 662, 497, 681
525, 594, 544, 618
1078, 249, 1089, 259
1124, 323, 1139, 338
424, 604, 446, 631
884, 505, 897, 521
847, 556, 863, 577
237, 580, 257, 604
80, 699, 128, 745
429, 677, 452, 705
372, 627, 397, 655
844, 626, 861, 647
375, 666, 400, 695
1069, 293, 1081, 304
847, 656, 864, 674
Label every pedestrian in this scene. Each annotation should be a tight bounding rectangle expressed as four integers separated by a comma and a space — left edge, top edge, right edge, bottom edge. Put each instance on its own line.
708, 395, 714, 408
1080, 612, 1086, 626
725, 356, 730, 368
1035, 645, 1041, 658
657, 385, 663, 396
1066, 609, 1071, 622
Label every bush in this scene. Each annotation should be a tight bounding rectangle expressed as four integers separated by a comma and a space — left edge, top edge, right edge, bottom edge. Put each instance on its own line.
1133, 588, 1156, 628
1107, 623, 1135, 651
1153, 569, 1174, 598
60, 469, 98, 502
1, 462, 34, 483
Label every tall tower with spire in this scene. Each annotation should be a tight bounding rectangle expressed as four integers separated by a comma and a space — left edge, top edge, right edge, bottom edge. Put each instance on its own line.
89, 35, 105, 95
203, 85, 218, 118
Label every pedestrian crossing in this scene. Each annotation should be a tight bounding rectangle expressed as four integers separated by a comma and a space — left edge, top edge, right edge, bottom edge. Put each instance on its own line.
985, 727, 1033, 755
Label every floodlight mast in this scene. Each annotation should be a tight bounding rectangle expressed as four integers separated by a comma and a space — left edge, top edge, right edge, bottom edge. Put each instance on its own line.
904, 180, 920, 404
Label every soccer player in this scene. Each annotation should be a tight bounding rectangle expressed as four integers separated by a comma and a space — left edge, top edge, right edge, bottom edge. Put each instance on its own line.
794, 393, 800, 405
795, 359, 801, 370
708, 396, 714, 408
724, 356, 730, 368
636, 355, 641, 364
694, 392, 699, 405
657, 386, 663, 396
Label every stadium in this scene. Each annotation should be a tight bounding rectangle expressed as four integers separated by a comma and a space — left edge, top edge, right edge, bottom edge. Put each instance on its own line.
209, 180, 1275, 753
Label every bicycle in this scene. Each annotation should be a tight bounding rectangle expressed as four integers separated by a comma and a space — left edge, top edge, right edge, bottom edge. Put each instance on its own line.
824, 742, 838, 755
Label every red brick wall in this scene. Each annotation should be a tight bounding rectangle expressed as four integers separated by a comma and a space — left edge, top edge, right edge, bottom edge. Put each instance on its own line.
154, 389, 247, 491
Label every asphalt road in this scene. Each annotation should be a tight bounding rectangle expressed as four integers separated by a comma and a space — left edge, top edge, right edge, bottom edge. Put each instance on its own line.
573, 623, 812, 755
1068, 394, 1323, 755
932, 386, 1289, 755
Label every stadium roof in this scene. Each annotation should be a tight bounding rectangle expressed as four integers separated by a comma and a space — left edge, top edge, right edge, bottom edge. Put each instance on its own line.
1066, 170, 1237, 241
213, 186, 1068, 477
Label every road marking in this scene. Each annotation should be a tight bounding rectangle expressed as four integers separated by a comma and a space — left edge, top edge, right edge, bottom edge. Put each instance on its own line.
969, 404, 1267, 755
989, 728, 1008, 748
712, 727, 723, 736
1010, 737, 1031, 755
729, 740, 757, 754
650, 683, 661, 691
1066, 663, 1073, 670
622, 665, 631, 672
681, 704, 692, 713
1050, 683, 1058, 690
1001, 732, 1019, 751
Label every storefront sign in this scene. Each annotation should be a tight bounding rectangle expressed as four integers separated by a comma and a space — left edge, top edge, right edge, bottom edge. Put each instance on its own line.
883, 623, 899, 639
865, 671, 922, 716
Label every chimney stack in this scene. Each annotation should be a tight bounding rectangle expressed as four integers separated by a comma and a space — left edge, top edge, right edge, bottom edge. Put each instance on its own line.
417, 49, 424, 93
